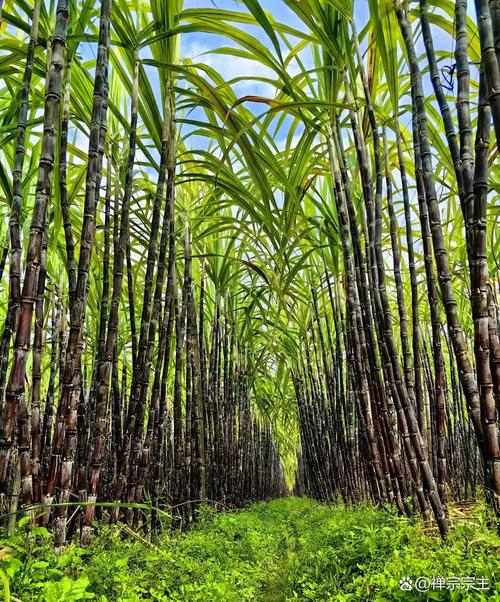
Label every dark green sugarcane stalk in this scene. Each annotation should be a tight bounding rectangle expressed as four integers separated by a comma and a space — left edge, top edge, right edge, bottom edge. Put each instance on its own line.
350, 33, 408, 425
40, 294, 60, 493
383, 130, 415, 436
206, 300, 220, 497
332, 104, 389, 454
331, 279, 359, 502
310, 285, 335, 434
184, 267, 193, 517
211, 304, 222, 498
446, 331, 468, 498
222, 309, 231, 497
333, 125, 413, 516
396, 0, 499, 504
183, 263, 194, 516
127, 85, 177, 515
52, 43, 110, 550
187, 267, 207, 507
393, 123, 425, 438
320, 285, 354, 498
305, 332, 331, 499
79, 151, 113, 510
471, 69, 500, 502
489, 0, 500, 68
7, 0, 42, 354
308, 315, 338, 499
215, 311, 225, 499
0, 0, 70, 495
475, 0, 500, 150
59, 60, 77, 300
455, 0, 476, 251
0, 245, 7, 293
139, 98, 176, 503
384, 129, 429, 471
96, 154, 113, 362
126, 237, 137, 364
150, 292, 175, 532
296, 358, 329, 500
344, 81, 431, 506
57, 306, 67, 402
420, 0, 469, 245
44, 0, 111, 540
81, 50, 139, 546
183, 237, 206, 514
0, 318, 10, 420
171, 250, 189, 523
413, 111, 449, 504
340, 89, 439, 523
25, 226, 48, 512
110, 347, 122, 481
321, 269, 352, 501
150, 160, 177, 531
107, 160, 123, 502
396, 0, 482, 441
479, 4, 500, 407
328, 137, 386, 503
487, 291, 500, 412
420, 0, 463, 189
198, 260, 209, 483
489, 0, 500, 63
295, 365, 316, 499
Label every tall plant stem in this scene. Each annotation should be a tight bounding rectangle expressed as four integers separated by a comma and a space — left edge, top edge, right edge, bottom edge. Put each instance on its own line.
0, 0, 70, 495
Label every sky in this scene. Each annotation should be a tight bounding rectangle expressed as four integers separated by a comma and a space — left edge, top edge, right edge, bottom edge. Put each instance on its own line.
175, 0, 371, 154
164, 0, 482, 255
173, 0, 480, 154
180, 0, 370, 99
66, 0, 480, 191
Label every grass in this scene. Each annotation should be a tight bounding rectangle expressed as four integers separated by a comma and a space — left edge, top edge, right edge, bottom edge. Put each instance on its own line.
1, 497, 499, 601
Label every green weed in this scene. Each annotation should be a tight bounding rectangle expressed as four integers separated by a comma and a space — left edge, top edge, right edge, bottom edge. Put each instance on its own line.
1, 498, 498, 601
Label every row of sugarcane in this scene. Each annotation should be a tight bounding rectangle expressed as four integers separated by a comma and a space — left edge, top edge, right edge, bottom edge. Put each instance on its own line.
292, 0, 500, 537
0, 0, 286, 547
293, 273, 483, 510
0, 0, 499, 547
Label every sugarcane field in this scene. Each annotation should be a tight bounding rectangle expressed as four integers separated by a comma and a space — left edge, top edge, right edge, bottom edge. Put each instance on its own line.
0, 0, 499, 600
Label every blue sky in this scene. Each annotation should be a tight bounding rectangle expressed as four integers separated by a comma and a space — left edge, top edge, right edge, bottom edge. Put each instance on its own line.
176, 1, 371, 152
182, 0, 370, 26
174, 0, 479, 149
180, 0, 371, 68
